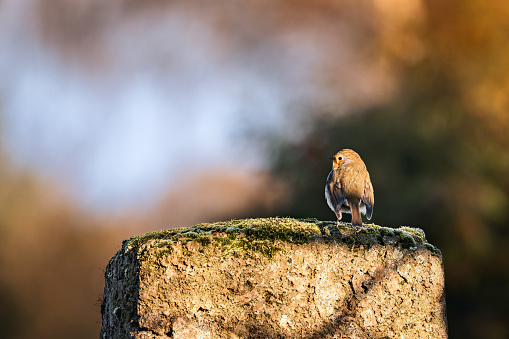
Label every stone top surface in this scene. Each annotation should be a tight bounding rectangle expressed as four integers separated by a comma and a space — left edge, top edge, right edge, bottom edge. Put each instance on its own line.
122, 217, 441, 259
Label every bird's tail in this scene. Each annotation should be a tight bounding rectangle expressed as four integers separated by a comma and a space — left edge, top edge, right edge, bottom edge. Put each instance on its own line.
350, 203, 362, 227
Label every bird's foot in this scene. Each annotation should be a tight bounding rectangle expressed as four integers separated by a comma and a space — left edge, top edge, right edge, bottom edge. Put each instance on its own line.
355, 226, 367, 233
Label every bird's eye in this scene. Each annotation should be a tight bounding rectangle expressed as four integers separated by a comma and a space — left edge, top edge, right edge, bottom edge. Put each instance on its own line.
337, 156, 342, 160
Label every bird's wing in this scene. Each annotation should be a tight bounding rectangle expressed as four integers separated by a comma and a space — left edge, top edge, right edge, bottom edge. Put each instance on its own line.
325, 171, 344, 210
362, 178, 374, 220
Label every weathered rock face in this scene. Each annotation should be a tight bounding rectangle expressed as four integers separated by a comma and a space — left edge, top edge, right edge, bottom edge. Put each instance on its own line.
100, 218, 447, 339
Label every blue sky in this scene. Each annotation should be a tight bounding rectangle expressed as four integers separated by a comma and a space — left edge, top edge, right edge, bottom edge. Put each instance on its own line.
0, 1, 307, 212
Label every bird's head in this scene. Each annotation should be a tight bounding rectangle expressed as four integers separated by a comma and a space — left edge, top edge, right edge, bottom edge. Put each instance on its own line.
328, 149, 358, 169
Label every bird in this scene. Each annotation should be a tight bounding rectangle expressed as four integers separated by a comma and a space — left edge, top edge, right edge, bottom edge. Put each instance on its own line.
325, 149, 374, 229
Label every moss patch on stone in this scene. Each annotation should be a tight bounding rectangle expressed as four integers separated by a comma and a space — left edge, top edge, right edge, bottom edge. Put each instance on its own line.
125, 217, 323, 259
124, 217, 440, 259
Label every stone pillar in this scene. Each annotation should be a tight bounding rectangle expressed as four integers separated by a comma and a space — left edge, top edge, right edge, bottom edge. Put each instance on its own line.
100, 218, 447, 338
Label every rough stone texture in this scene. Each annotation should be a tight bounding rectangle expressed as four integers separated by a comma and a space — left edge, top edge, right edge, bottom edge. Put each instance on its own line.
100, 218, 447, 338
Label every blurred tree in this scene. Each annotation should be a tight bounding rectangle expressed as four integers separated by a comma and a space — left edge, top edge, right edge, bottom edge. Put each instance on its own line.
0, 151, 134, 338
267, 0, 509, 337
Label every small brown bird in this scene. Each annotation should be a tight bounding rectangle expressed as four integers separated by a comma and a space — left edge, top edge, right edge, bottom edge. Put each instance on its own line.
325, 149, 374, 228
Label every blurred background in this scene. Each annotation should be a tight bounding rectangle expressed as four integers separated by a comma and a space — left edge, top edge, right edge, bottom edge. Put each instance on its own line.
1, 0, 508, 338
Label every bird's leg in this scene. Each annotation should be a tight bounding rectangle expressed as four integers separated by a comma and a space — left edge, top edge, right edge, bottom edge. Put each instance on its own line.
336, 219, 342, 227
335, 206, 343, 229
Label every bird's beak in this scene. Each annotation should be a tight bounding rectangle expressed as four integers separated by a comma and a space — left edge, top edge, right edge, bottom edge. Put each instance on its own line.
328, 156, 335, 160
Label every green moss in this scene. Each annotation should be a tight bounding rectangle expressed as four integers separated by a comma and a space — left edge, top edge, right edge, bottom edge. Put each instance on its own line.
379, 227, 395, 237
124, 217, 439, 259
125, 217, 322, 259
399, 226, 424, 238
125, 227, 187, 249
397, 231, 417, 250
153, 248, 172, 259
343, 236, 356, 247
423, 243, 442, 256
395, 226, 428, 250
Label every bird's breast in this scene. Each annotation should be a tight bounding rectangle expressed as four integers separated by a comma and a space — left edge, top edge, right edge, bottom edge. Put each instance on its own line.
340, 169, 365, 198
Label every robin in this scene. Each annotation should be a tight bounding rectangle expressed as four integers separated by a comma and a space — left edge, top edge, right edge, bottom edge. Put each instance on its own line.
325, 149, 374, 229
